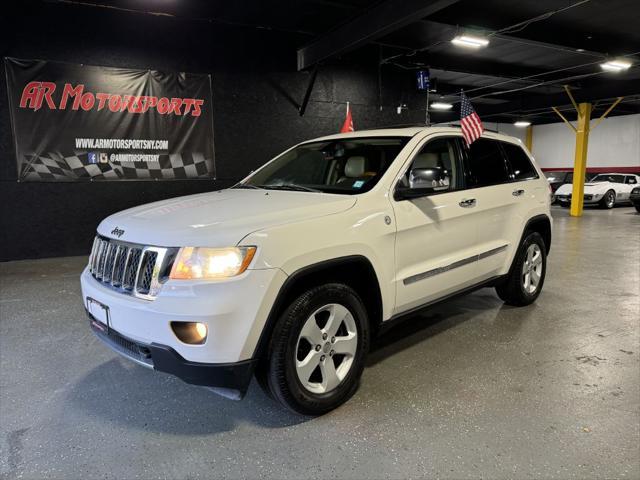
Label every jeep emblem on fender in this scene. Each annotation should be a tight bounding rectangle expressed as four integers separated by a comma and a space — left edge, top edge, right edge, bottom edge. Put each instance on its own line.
110, 227, 125, 238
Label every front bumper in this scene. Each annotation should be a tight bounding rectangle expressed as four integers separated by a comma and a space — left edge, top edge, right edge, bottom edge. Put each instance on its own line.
89, 312, 256, 397
555, 194, 600, 205
81, 266, 286, 364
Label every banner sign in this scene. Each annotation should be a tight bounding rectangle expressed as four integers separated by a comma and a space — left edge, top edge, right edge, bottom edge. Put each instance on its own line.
416, 69, 430, 91
5, 57, 215, 181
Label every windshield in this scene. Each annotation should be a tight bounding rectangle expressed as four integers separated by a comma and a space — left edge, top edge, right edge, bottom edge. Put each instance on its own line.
240, 137, 410, 194
544, 171, 573, 183
591, 174, 624, 183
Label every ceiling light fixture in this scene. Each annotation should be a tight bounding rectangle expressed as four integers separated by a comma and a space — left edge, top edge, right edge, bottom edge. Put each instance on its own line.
451, 35, 489, 49
600, 59, 632, 72
430, 102, 453, 110
514, 120, 531, 128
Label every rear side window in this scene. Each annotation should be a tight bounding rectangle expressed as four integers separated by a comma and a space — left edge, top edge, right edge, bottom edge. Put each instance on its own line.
464, 138, 509, 188
501, 142, 538, 181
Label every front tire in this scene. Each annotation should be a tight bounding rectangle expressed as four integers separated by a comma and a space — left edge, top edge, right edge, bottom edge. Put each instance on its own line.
496, 232, 547, 306
258, 283, 369, 415
600, 189, 616, 209
635, 204, 640, 213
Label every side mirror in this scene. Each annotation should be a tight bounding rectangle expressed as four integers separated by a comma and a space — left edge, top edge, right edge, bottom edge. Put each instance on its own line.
395, 167, 444, 201
410, 167, 442, 187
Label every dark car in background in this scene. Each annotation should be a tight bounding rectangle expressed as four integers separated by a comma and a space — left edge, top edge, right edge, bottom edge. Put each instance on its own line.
631, 187, 640, 212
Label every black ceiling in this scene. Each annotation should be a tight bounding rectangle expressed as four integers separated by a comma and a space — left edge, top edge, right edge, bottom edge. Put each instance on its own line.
46, 0, 640, 123
295, 0, 640, 123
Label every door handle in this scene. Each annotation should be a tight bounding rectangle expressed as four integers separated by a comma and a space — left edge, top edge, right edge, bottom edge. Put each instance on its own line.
512, 189, 525, 196
459, 198, 476, 208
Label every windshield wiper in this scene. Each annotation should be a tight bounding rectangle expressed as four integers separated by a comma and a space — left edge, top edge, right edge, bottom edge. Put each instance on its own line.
231, 183, 265, 190
264, 184, 321, 193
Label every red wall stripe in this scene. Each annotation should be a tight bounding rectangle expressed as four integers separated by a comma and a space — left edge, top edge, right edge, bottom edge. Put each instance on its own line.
541, 166, 640, 174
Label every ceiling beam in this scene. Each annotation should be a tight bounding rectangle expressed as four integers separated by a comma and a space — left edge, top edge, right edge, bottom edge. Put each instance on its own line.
382, 19, 609, 60
392, 52, 554, 85
477, 78, 640, 117
297, 0, 460, 70
423, 6, 640, 56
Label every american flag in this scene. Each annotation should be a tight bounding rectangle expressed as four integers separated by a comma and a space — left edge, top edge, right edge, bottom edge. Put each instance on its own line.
460, 92, 484, 145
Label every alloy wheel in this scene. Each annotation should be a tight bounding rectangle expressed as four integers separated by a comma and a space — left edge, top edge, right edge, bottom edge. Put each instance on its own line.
295, 303, 358, 394
522, 244, 543, 294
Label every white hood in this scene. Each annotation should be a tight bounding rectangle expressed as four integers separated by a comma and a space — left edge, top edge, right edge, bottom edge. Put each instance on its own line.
97, 189, 357, 247
555, 181, 613, 195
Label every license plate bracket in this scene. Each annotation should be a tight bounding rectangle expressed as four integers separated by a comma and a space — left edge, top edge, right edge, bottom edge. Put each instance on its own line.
87, 297, 110, 333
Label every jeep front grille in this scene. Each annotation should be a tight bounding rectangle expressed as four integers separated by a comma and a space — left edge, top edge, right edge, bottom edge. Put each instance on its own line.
88, 236, 175, 300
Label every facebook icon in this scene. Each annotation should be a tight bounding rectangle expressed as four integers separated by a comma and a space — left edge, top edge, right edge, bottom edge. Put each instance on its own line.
88, 152, 98, 164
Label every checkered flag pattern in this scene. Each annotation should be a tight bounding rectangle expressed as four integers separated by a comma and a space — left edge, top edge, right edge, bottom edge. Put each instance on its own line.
19, 152, 214, 181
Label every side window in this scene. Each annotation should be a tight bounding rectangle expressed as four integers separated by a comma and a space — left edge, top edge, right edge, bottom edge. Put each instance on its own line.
501, 142, 538, 181
625, 176, 637, 185
565, 172, 573, 183
609, 175, 625, 184
464, 138, 509, 188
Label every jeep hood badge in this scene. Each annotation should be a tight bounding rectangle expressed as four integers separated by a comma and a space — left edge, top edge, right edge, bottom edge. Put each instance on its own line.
111, 227, 125, 238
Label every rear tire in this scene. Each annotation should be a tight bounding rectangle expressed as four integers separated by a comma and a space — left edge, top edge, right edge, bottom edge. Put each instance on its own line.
599, 189, 616, 209
496, 232, 547, 306
257, 283, 369, 415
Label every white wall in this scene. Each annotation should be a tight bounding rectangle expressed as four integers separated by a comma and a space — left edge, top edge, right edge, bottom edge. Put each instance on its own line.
490, 122, 528, 144
530, 113, 640, 170
439, 121, 529, 143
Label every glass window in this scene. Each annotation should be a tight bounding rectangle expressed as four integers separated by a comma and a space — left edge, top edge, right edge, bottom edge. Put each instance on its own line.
625, 176, 638, 185
242, 137, 410, 195
544, 171, 572, 183
464, 138, 509, 188
591, 174, 625, 184
501, 142, 538, 181
399, 137, 459, 193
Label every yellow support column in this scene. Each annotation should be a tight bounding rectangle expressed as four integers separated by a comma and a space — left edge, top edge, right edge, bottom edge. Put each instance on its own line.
525, 125, 533, 152
570, 102, 592, 217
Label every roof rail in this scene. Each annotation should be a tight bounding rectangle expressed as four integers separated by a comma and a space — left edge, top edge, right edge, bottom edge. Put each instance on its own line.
373, 123, 430, 129
435, 123, 500, 133
372, 122, 500, 133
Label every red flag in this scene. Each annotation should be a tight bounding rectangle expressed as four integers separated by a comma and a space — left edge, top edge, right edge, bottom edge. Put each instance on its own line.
340, 102, 354, 133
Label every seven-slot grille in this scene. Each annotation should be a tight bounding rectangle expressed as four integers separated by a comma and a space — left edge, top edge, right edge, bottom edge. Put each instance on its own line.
89, 236, 172, 300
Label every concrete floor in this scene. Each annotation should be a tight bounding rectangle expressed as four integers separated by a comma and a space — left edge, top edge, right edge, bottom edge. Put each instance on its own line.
1, 206, 639, 479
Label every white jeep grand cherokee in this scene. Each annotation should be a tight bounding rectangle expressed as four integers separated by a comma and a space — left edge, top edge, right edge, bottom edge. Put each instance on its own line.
81, 126, 552, 415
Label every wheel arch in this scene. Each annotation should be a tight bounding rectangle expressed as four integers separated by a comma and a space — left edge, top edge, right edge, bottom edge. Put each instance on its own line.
522, 214, 552, 254
252, 255, 383, 361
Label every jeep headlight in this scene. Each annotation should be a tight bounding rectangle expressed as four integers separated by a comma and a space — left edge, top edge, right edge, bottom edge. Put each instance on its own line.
169, 246, 256, 280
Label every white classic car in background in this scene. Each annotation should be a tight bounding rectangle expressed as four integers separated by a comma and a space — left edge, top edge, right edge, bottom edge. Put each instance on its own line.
555, 173, 640, 208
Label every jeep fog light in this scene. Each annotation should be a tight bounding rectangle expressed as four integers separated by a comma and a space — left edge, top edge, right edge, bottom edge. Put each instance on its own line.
171, 321, 208, 345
